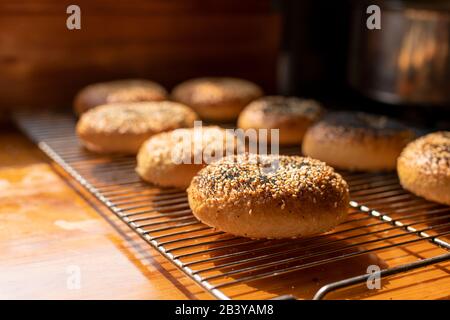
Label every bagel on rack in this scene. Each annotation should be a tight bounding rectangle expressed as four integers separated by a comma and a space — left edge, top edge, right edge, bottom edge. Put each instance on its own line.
237, 96, 323, 145
76, 101, 198, 154
74, 79, 168, 114
397, 131, 450, 206
136, 126, 238, 188
187, 153, 349, 239
302, 111, 415, 171
171, 77, 263, 121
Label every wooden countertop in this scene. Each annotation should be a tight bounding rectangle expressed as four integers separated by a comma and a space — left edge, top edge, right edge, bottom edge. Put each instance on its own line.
0, 128, 210, 299
0, 127, 449, 300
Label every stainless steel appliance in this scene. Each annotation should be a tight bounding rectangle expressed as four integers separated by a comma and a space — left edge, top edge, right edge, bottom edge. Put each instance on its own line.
349, 0, 450, 107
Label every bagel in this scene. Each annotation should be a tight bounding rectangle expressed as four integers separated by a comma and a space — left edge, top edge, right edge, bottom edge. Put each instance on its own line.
302, 111, 415, 171
172, 77, 263, 121
238, 96, 323, 145
74, 79, 167, 114
397, 131, 450, 206
136, 126, 238, 188
76, 101, 198, 154
187, 154, 349, 239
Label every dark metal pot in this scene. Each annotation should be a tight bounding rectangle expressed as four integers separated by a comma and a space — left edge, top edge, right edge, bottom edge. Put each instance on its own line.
349, 0, 450, 107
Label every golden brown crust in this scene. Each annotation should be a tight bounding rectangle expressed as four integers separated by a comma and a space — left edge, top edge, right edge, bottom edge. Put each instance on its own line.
237, 96, 323, 145
171, 77, 263, 121
136, 126, 237, 188
302, 111, 415, 171
397, 131, 450, 205
187, 154, 349, 239
76, 101, 198, 154
74, 79, 168, 114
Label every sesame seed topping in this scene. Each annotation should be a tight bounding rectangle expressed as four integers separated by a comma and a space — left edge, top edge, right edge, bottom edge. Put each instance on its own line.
400, 131, 450, 176
246, 96, 323, 119
189, 153, 349, 208
78, 101, 198, 135
173, 77, 263, 106
313, 111, 415, 140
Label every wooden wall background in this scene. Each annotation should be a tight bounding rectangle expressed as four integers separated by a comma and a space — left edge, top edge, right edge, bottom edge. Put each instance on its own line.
0, 0, 281, 112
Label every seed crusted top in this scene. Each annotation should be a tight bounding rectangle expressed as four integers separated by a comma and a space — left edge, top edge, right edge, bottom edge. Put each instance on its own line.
172, 77, 263, 106
309, 111, 415, 143
322, 111, 411, 134
85, 79, 167, 103
399, 131, 450, 176
77, 101, 198, 135
138, 126, 237, 167
246, 96, 323, 119
189, 153, 349, 209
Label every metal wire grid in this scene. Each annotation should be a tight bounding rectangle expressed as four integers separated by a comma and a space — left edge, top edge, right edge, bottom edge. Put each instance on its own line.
15, 113, 450, 300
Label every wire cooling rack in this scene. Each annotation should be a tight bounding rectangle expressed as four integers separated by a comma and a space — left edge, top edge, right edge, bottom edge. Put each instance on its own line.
14, 112, 450, 300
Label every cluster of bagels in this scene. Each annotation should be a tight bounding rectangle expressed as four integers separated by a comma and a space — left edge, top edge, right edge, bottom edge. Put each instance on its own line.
74, 78, 450, 239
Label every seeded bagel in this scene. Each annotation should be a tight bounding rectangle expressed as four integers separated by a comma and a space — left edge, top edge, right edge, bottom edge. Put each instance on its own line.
238, 96, 323, 145
187, 154, 349, 239
136, 126, 238, 188
74, 79, 168, 114
397, 131, 450, 205
302, 111, 415, 171
76, 101, 198, 154
172, 77, 263, 121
